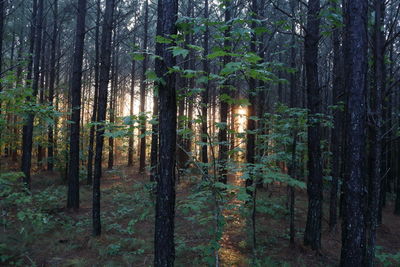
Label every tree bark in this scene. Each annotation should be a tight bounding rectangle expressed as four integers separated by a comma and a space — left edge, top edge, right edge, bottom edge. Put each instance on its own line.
303, 0, 323, 251
93, 0, 115, 236
329, 0, 343, 230
201, 0, 210, 173
366, 0, 385, 265
218, 0, 232, 184
139, 0, 149, 173
21, 0, 43, 189
128, 55, 136, 167
0, 0, 5, 114
340, 0, 368, 265
154, 0, 178, 265
67, 0, 88, 210
47, 0, 58, 171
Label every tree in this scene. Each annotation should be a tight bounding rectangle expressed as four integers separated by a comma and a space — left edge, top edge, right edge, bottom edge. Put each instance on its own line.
366, 0, 385, 264
329, 0, 343, 230
303, 0, 323, 251
138, 0, 149, 174
218, 0, 232, 184
87, 0, 101, 184
340, 0, 368, 265
128, 45, 136, 167
67, 0, 88, 210
47, 0, 58, 172
200, 0, 210, 173
154, 0, 178, 265
92, 0, 115, 236
0, 0, 6, 114
21, 0, 43, 189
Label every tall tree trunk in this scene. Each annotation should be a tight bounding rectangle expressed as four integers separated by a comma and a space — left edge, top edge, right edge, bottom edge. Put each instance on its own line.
288, 0, 298, 245
139, 0, 149, 173
21, 0, 43, 189
218, 0, 232, 184
246, 0, 259, 256
108, 34, 118, 170
366, 0, 385, 265
67, 0, 88, 210
303, 0, 322, 251
201, 0, 209, 173
154, 0, 178, 265
87, 0, 101, 184
246, 0, 258, 189
329, 0, 343, 230
48, 0, 58, 171
37, 18, 47, 170
340, 0, 368, 265
128, 56, 136, 167
92, 0, 114, 236
0, 0, 5, 116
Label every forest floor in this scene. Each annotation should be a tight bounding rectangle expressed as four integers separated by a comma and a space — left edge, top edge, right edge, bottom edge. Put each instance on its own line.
1, 161, 400, 267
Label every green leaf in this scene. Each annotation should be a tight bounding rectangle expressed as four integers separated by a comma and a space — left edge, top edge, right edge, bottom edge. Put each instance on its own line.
170, 46, 189, 58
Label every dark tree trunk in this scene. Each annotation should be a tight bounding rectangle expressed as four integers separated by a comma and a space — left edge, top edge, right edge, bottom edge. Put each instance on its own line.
67, 0, 88, 210
303, 0, 323, 251
288, 0, 298, 245
92, 0, 115, 236
366, 0, 385, 265
87, 0, 101, 184
218, 0, 232, 184
340, 0, 368, 265
154, 0, 178, 265
246, 0, 259, 256
47, 0, 58, 171
329, 0, 343, 230
139, 0, 149, 174
0, 0, 5, 114
201, 0, 209, 173
37, 18, 47, 170
108, 35, 118, 170
21, 0, 43, 189
128, 55, 136, 167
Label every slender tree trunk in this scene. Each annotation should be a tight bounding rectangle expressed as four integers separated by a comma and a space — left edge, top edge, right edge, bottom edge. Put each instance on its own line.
92, 0, 114, 236
201, 0, 209, 174
303, 0, 323, 251
366, 0, 385, 265
21, 0, 42, 189
246, 0, 259, 256
340, 0, 368, 265
0, 0, 5, 115
329, 0, 343, 230
67, 0, 87, 210
218, 0, 232, 184
108, 36, 118, 170
154, 0, 178, 265
288, 0, 298, 245
37, 18, 47, 170
128, 56, 136, 167
139, 0, 149, 173
47, 0, 58, 171
87, 0, 101, 184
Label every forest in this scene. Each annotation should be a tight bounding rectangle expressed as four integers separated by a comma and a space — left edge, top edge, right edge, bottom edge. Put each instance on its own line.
0, 0, 399, 266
